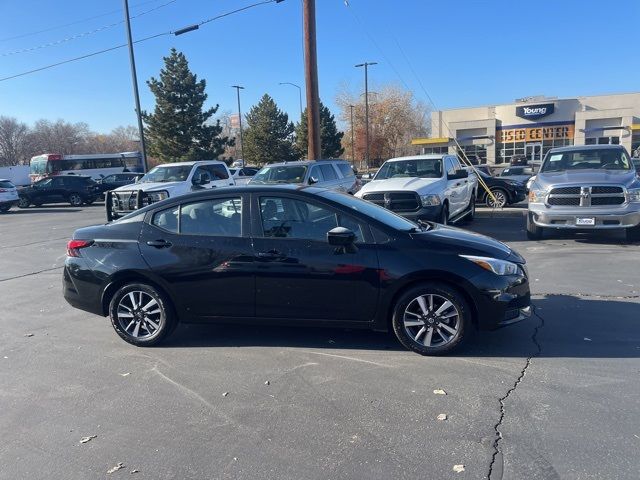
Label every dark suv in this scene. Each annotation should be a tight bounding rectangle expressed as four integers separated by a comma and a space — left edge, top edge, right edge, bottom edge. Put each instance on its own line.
18, 175, 99, 208
94, 172, 144, 196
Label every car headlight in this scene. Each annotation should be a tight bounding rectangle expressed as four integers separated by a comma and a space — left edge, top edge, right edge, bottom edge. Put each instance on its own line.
147, 190, 169, 202
420, 194, 442, 206
528, 187, 546, 203
460, 255, 520, 275
627, 188, 640, 202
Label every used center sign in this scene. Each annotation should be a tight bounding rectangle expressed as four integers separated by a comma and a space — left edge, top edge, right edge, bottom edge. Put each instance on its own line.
515, 103, 555, 120
497, 125, 574, 143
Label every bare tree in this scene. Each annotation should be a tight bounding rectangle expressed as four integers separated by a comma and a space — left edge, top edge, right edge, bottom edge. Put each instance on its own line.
0, 116, 30, 166
336, 84, 430, 167
27, 119, 92, 155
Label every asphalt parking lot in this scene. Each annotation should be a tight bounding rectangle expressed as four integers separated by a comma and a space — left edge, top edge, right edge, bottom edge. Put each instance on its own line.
1, 203, 639, 480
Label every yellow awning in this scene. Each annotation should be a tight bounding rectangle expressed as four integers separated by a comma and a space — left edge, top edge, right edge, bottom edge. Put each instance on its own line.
630, 124, 640, 131
411, 137, 450, 145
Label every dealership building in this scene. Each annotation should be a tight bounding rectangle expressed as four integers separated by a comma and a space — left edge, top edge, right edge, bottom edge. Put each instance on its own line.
412, 92, 640, 164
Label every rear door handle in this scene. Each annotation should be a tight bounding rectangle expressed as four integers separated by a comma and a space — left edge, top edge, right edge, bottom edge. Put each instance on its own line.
146, 239, 172, 248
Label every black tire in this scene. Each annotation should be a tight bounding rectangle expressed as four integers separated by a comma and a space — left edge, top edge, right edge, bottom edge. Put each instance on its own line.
109, 283, 177, 346
439, 202, 449, 225
0, 204, 11, 213
626, 224, 640, 242
486, 188, 508, 208
466, 195, 475, 222
392, 282, 472, 356
68, 193, 83, 207
17, 196, 30, 208
526, 212, 544, 240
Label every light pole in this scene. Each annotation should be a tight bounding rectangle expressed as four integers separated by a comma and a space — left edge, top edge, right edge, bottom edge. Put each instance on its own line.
303, 0, 321, 160
279, 82, 303, 120
122, 0, 148, 172
349, 104, 355, 163
231, 85, 245, 167
355, 61, 377, 168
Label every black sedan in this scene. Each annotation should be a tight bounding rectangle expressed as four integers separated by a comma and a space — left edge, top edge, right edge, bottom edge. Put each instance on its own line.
94, 172, 143, 195
473, 170, 526, 208
63, 186, 531, 355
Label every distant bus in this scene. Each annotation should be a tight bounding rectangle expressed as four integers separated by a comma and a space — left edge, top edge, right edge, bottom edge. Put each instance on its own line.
29, 152, 143, 182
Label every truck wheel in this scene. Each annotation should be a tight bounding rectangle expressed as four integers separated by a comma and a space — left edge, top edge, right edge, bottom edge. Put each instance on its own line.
439, 203, 449, 225
626, 225, 640, 242
467, 196, 475, 221
526, 212, 544, 240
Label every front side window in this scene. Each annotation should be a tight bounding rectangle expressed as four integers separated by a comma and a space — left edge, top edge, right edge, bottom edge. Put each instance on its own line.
180, 197, 242, 236
320, 164, 337, 181
202, 164, 229, 180
309, 166, 324, 183
259, 196, 363, 242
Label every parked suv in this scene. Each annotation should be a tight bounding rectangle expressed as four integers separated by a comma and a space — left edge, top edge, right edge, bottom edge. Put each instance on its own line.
249, 160, 361, 194
107, 161, 234, 220
355, 155, 478, 224
18, 175, 98, 208
94, 172, 144, 196
0, 179, 19, 212
527, 145, 640, 240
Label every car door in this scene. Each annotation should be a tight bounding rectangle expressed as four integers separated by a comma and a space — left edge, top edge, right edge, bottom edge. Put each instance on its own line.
45, 177, 66, 204
319, 163, 343, 191
251, 193, 379, 322
444, 157, 466, 215
138, 193, 255, 320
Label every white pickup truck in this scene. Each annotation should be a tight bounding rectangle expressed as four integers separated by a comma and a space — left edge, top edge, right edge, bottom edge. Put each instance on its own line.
355, 154, 478, 224
106, 160, 235, 220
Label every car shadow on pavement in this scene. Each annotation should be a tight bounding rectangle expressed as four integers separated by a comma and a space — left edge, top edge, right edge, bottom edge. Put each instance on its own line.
8, 208, 83, 214
163, 295, 640, 358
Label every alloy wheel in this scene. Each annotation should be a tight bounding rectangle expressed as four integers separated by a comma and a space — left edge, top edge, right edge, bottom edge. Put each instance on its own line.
116, 290, 164, 340
69, 194, 83, 206
403, 293, 461, 348
488, 190, 507, 208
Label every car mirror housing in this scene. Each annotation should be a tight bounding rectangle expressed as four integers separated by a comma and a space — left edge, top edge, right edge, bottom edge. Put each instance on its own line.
327, 227, 356, 246
193, 172, 211, 186
308, 176, 319, 185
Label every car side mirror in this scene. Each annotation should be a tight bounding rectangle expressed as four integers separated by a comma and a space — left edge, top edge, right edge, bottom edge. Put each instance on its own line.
308, 176, 319, 185
193, 172, 211, 185
362, 173, 372, 180
327, 227, 358, 254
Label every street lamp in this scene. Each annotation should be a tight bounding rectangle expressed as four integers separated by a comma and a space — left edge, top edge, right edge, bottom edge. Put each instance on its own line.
355, 61, 377, 168
279, 82, 304, 120
349, 104, 355, 163
231, 85, 245, 167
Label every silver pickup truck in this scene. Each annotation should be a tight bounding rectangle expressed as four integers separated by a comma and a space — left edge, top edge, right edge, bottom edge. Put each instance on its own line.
527, 145, 640, 241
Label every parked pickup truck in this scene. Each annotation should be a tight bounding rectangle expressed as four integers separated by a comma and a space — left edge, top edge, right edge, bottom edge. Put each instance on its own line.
355, 155, 477, 224
106, 160, 235, 220
527, 145, 640, 241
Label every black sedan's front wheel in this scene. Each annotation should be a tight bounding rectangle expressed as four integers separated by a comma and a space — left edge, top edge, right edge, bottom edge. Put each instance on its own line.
18, 196, 30, 208
392, 283, 471, 355
109, 283, 176, 346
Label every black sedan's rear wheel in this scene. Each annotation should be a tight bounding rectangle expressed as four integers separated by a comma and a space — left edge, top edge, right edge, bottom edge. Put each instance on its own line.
18, 197, 30, 208
109, 283, 176, 346
392, 282, 471, 355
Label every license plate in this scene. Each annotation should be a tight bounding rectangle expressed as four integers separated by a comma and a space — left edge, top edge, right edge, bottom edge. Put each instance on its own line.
576, 217, 595, 226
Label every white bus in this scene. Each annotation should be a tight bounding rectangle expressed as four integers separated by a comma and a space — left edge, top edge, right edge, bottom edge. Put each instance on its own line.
29, 152, 143, 182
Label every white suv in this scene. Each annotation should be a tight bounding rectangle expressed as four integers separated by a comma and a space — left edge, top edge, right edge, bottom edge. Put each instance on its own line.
355, 155, 477, 224
107, 161, 234, 220
0, 179, 19, 213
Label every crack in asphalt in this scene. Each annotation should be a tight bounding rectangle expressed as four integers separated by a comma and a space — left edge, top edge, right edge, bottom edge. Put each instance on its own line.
534, 292, 639, 299
0, 266, 63, 283
487, 305, 545, 480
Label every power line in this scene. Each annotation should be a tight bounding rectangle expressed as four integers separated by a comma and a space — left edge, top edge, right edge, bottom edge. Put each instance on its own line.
0, 0, 166, 43
1, 0, 179, 57
0, 0, 281, 83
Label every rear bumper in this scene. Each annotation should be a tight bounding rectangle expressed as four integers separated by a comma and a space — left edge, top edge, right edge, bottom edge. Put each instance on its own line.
529, 203, 640, 229
62, 263, 104, 316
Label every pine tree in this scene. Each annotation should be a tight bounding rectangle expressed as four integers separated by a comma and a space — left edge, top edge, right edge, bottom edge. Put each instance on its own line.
295, 101, 345, 159
142, 48, 231, 162
243, 94, 297, 165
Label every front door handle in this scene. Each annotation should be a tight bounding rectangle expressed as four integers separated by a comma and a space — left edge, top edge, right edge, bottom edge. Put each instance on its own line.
146, 239, 172, 248
256, 250, 284, 260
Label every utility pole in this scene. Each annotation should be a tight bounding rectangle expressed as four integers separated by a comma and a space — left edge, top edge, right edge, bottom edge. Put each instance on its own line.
122, 0, 148, 172
349, 104, 355, 163
231, 85, 245, 167
303, 0, 321, 160
355, 62, 376, 169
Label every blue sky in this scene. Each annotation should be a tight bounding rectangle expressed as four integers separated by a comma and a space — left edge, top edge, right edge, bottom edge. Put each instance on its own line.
1, 0, 639, 132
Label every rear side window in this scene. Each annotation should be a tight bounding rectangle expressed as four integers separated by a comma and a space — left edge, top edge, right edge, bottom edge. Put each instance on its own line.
320, 164, 337, 181
202, 164, 229, 180
336, 163, 355, 178
0, 181, 15, 188
152, 206, 179, 233
180, 197, 241, 236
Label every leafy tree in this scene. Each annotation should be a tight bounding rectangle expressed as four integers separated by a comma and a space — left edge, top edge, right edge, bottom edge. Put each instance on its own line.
142, 48, 231, 162
295, 102, 344, 159
243, 94, 297, 165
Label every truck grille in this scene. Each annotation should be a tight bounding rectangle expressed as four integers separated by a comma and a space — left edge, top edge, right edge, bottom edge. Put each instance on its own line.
362, 192, 421, 212
111, 190, 141, 212
546, 185, 626, 207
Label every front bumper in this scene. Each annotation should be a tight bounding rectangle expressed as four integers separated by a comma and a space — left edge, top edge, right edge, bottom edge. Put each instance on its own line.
395, 205, 444, 222
529, 203, 640, 229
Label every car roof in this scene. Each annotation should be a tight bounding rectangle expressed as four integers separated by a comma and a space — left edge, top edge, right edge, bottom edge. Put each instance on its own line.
152, 160, 226, 167
548, 144, 626, 153
260, 160, 348, 167
0, 178, 11, 182
384, 154, 447, 162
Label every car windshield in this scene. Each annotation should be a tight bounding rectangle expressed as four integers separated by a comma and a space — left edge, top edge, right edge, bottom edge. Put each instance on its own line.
139, 165, 192, 183
374, 159, 443, 180
541, 149, 632, 173
250, 165, 308, 184
0, 180, 15, 188
318, 190, 419, 232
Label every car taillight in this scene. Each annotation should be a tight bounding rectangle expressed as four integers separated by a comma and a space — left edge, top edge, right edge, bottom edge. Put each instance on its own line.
67, 239, 94, 257
0, 188, 7, 193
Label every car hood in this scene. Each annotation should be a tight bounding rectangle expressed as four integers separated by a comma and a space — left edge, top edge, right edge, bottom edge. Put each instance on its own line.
357, 176, 442, 195
535, 169, 636, 189
412, 224, 524, 263
113, 181, 181, 192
